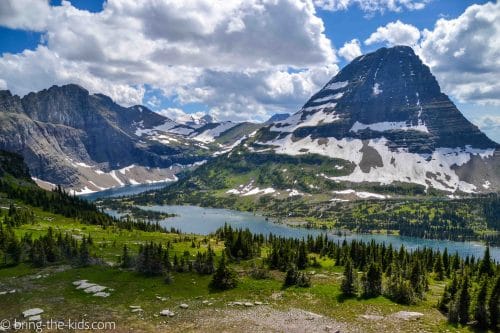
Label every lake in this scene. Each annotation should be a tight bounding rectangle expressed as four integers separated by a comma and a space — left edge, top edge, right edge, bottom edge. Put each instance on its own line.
81, 182, 171, 200
84, 183, 500, 261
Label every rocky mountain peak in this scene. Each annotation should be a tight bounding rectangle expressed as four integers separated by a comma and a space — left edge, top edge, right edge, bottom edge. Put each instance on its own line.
271, 46, 497, 153
256, 46, 500, 193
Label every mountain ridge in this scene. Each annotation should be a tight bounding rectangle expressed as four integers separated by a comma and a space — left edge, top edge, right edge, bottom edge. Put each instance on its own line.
160, 46, 499, 196
0, 84, 259, 193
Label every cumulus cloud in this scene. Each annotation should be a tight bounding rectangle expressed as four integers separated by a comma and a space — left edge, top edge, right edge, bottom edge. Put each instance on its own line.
338, 39, 362, 61
472, 115, 500, 143
0, 0, 336, 119
176, 64, 339, 122
418, 1, 500, 105
365, 20, 421, 46
314, 0, 428, 14
0, 0, 50, 31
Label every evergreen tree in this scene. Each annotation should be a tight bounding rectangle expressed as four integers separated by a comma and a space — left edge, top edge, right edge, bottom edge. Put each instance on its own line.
210, 253, 238, 290
473, 278, 489, 329
489, 274, 500, 330
362, 262, 382, 298
120, 245, 132, 268
456, 275, 471, 325
341, 258, 357, 296
296, 272, 311, 288
78, 240, 90, 267
433, 255, 444, 281
31, 240, 47, 267
283, 265, 298, 287
478, 247, 494, 277
296, 242, 308, 270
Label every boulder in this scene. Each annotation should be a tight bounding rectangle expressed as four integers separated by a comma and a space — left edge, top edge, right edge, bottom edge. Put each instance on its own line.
160, 309, 175, 317
22, 308, 44, 318
392, 311, 424, 320
83, 285, 107, 294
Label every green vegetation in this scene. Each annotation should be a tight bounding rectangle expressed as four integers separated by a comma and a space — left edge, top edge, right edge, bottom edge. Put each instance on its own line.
1, 149, 499, 332
119, 145, 500, 245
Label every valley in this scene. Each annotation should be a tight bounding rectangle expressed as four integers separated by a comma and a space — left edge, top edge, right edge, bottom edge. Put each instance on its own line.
0, 45, 499, 333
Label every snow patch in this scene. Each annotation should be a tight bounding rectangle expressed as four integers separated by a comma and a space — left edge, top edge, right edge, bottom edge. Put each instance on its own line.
313, 92, 344, 103
263, 134, 495, 193
324, 80, 348, 90
192, 122, 237, 143
271, 108, 339, 133
372, 83, 382, 95
350, 121, 429, 133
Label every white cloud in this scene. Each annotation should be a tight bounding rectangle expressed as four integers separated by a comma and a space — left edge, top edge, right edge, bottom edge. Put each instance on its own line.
338, 39, 362, 61
0, 0, 336, 117
314, 0, 428, 14
175, 64, 339, 122
365, 20, 421, 46
418, 1, 500, 105
471, 115, 500, 143
0, 0, 50, 31
146, 96, 161, 108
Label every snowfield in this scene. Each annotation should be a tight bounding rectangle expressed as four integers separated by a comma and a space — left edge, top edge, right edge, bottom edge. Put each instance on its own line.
271, 108, 340, 133
350, 121, 429, 133
261, 134, 495, 193
191, 122, 237, 143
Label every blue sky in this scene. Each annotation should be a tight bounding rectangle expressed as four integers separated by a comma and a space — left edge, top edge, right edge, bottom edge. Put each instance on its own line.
0, 0, 498, 142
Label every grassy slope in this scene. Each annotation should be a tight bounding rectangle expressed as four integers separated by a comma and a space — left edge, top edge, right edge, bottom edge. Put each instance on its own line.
0, 201, 480, 332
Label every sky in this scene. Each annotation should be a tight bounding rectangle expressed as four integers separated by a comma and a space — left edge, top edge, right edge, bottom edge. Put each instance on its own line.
0, 0, 499, 143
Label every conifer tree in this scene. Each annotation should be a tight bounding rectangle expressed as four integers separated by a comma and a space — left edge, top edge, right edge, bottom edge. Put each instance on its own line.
78, 240, 90, 267
456, 275, 471, 325
433, 255, 444, 281
341, 258, 357, 296
210, 253, 238, 290
473, 278, 489, 329
478, 247, 494, 277
120, 245, 132, 268
283, 265, 298, 287
362, 262, 382, 298
489, 274, 500, 330
296, 242, 308, 270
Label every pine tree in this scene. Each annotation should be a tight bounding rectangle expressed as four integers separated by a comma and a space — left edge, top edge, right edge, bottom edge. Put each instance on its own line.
78, 240, 90, 267
296, 272, 311, 287
341, 258, 357, 296
283, 265, 298, 287
31, 240, 47, 267
489, 274, 500, 330
210, 253, 238, 290
433, 255, 444, 281
478, 247, 494, 277
296, 242, 308, 270
456, 275, 471, 325
120, 245, 132, 268
410, 259, 426, 298
362, 262, 382, 298
473, 278, 489, 329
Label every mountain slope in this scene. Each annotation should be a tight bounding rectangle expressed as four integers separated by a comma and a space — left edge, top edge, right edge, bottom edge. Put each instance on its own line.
0, 85, 205, 193
257, 46, 499, 193
158, 46, 499, 199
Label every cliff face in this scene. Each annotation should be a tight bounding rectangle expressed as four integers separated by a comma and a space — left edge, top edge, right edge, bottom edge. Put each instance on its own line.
0, 85, 201, 192
256, 46, 499, 193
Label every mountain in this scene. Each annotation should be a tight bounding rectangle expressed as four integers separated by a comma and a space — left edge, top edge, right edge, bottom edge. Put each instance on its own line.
156, 46, 499, 203
0, 84, 263, 193
265, 113, 290, 124
255, 46, 499, 194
